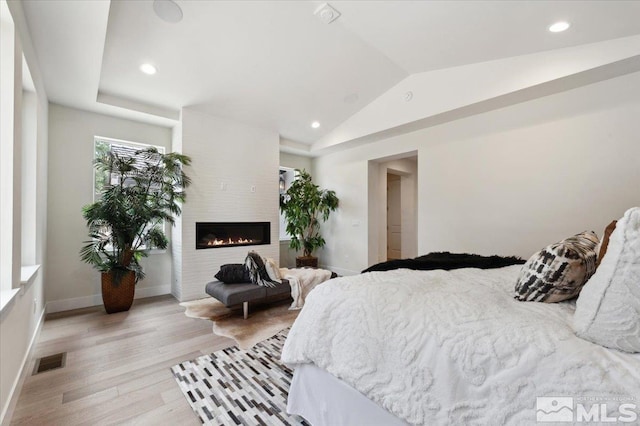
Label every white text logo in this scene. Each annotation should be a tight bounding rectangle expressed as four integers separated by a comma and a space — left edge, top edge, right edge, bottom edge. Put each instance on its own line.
536, 396, 638, 423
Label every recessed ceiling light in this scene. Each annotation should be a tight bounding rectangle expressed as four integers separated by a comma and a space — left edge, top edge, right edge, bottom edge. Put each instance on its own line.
140, 63, 157, 75
549, 21, 570, 33
311, 121, 320, 129
153, 0, 183, 24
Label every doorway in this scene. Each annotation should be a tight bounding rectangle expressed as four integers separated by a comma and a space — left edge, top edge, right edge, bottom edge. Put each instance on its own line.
387, 174, 402, 260
367, 152, 418, 267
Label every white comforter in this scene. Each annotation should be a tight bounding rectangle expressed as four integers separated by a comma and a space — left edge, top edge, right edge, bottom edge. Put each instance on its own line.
281, 266, 640, 425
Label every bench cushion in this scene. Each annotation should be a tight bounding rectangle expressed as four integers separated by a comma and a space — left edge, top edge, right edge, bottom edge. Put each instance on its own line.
266, 281, 292, 297
205, 281, 266, 306
205, 279, 291, 307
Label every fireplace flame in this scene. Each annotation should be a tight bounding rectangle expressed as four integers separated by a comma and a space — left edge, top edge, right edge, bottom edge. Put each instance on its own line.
206, 237, 254, 246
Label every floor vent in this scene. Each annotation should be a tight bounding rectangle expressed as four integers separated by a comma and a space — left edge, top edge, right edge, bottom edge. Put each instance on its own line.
33, 352, 66, 375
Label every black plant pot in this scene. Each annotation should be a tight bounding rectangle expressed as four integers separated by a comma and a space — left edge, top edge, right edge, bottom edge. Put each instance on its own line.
295, 256, 318, 268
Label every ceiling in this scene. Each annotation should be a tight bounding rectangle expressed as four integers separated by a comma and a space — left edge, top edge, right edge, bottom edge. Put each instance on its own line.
21, 0, 640, 145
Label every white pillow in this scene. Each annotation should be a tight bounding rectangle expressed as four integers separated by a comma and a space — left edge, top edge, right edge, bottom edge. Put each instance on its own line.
262, 257, 282, 283
573, 207, 640, 352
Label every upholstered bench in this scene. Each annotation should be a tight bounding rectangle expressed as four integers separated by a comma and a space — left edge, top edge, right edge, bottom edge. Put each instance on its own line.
205, 279, 291, 319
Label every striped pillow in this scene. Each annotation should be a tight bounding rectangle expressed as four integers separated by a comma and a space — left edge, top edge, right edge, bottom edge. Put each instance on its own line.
515, 231, 599, 303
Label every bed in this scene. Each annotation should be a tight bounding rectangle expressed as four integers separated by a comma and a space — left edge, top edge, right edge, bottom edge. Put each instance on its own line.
280, 265, 640, 425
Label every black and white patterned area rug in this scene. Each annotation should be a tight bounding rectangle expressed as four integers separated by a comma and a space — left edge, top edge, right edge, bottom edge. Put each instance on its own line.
171, 329, 309, 426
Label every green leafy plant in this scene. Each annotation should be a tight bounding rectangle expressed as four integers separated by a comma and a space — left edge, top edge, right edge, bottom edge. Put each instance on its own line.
80, 147, 191, 284
280, 169, 339, 258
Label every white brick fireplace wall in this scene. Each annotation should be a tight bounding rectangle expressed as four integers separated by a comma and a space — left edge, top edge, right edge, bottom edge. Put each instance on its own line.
172, 108, 280, 301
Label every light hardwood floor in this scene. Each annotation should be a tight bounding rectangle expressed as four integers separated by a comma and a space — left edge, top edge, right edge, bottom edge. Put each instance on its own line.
9, 295, 234, 425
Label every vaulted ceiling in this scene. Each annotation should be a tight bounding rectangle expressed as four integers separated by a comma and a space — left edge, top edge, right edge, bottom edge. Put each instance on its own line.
21, 0, 640, 150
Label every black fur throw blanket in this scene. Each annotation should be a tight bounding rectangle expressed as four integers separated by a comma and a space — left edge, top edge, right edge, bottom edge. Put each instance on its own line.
362, 252, 525, 274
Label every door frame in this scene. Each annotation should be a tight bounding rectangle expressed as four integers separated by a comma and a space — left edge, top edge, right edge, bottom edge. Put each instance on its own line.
367, 152, 418, 266
386, 173, 402, 260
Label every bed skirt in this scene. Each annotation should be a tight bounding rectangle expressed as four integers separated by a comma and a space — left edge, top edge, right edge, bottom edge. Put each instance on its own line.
287, 363, 408, 426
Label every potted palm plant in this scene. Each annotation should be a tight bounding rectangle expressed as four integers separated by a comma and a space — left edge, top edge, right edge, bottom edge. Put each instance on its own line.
280, 169, 339, 268
80, 147, 191, 313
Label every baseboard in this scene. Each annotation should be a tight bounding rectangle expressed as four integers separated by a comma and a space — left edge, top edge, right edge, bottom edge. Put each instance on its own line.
46, 284, 172, 314
46, 293, 103, 314
0, 307, 45, 426
320, 265, 359, 276
134, 285, 172, 300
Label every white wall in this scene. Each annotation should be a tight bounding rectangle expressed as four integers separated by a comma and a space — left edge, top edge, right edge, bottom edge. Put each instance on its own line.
314, 156, 370, 275
0, 0, 47, 422
46, 104, 173, 312
314, 71, 640, 273
279, 240, 299, 269
173, 108, 280, 301
280, 151, 312, 172
0, 276, 44, 424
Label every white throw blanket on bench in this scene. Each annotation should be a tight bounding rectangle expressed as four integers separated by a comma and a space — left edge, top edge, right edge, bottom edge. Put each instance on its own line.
280, 268, 333, 310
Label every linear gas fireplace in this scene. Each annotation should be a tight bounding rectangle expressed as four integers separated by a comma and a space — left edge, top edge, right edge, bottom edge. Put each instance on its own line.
196, 222, 270, 249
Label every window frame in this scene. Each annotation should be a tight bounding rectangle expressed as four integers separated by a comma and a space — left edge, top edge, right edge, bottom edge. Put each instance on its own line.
92, 136, 167, 252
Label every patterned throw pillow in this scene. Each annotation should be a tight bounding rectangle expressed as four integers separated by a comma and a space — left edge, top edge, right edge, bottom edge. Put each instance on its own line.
574, 208, 640, 353
515, 231, 599, 303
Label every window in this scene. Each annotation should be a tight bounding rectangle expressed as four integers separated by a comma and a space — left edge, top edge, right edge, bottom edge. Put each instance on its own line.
94, 137, 166, 199
93, 136, 166, 250
278, 167, 297, 241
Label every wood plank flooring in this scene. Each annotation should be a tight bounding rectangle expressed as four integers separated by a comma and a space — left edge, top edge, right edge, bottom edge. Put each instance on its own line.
9, 295, 234, 425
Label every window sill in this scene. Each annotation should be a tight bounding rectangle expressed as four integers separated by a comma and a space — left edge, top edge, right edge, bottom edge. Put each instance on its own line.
100, 247, 167, 255
21, 264, 40, 286
0, 288, 20, 315
147, 249, 167, 255
0, 265, 41, 315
